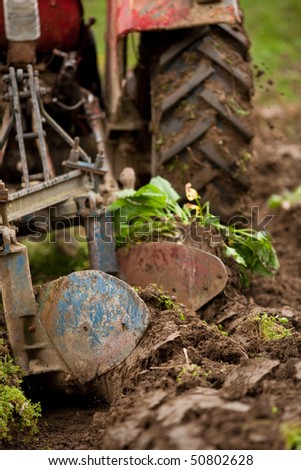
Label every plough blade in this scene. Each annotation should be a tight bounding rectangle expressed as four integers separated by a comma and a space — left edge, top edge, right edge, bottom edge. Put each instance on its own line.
36, 270, 150, 384
117, 242, 228, 311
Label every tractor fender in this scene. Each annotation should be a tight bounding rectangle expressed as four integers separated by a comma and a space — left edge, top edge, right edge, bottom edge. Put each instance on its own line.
113, 0, 240, 36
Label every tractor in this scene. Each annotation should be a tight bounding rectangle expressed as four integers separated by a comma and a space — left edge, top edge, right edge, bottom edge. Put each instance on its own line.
0, 0, 253, 393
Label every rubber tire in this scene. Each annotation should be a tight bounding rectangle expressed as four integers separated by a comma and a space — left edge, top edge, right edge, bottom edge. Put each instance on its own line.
146, 24, 254, 221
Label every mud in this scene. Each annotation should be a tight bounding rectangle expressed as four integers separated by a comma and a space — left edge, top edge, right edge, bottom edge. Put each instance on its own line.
2, 102, 301, 450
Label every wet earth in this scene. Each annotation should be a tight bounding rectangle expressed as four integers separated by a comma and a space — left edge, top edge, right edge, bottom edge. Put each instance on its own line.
2, 102, 301, 450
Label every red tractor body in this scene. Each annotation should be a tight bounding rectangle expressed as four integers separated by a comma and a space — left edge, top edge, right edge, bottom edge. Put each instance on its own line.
113, 0, 240, 35
0, 0, 83, 52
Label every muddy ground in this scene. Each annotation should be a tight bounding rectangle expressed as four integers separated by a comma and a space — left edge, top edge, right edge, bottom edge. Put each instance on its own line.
3, 101, 301, 450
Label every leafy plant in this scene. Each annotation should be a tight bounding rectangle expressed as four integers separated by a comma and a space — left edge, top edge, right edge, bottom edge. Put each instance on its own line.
223, 227, 279, 285
109, 176, 190, 246
0, 344, 41, 442
109, 177, 280, 284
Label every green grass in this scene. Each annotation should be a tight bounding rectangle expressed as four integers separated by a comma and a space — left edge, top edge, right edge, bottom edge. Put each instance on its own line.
24, 227, 89, 285
82, 0, 106, 68
241, 0, 301, 101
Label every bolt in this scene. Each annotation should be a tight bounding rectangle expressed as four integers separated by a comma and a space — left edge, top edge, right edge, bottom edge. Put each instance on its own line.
0, 180, 8, 201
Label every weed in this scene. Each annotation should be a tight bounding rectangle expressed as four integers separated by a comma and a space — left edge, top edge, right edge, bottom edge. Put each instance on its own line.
180, 162, 189, 173
165, 161, 175, 173
179, 311, 186, 322
281, 422, 301, 450
267, 186, 301, 210
241, 151, 252, 162
110, 177, 280, 284
176, 348, 200, 383
157, 293, 174, 310
237, 151, 253, 172
157, 291, 185, 320
271, 406, 279, 416
143, 284, 184, 319
217, 324, 228, 337
177, 364, 200, 382
180, 100, 196, 120
254, 312, 292, 341
228, 98, 251, 117
155, 135, 166, 151
210, 324, 228, 337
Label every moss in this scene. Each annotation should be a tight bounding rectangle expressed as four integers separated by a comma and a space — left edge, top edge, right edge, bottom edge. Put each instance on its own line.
211, 324, 229, 337
176, 364, 200, 383
157, 293, 175, 310
254, 312, 292, 341
0, 343, 41, 442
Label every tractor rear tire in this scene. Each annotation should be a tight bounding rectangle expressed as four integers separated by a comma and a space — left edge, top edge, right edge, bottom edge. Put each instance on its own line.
147, 24, 254, 221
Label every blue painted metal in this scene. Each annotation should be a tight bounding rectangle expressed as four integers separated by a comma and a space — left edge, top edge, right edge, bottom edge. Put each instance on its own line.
0, 239, 149, 387
85, 211, 119, 273
37, 270, 150, 384
0, 242, 68, 376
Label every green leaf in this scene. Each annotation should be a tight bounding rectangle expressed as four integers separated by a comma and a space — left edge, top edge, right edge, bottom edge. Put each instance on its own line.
150, 176, 180, 203
267, 194, 282, 209
115, 188, 136, 199
224, 245, 247, 267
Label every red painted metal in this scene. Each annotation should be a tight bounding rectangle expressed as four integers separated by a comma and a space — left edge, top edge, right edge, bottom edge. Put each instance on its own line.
106, 0, 240, 117
0, 0, 83, 52
114, 0, 240, 36
117, 242, 228, 311
38, 0, 83, 52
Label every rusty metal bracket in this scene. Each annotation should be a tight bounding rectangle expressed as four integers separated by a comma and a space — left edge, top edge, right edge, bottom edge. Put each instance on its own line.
76, 192, 118, 274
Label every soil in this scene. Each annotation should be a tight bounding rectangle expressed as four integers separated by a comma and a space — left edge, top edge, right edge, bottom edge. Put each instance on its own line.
2, 101, 301, 451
